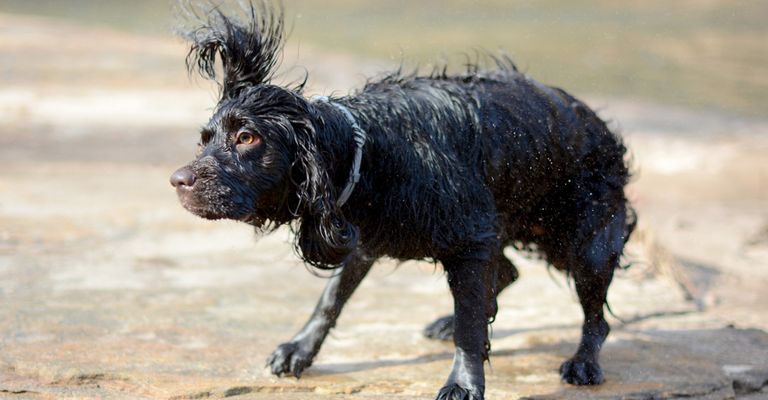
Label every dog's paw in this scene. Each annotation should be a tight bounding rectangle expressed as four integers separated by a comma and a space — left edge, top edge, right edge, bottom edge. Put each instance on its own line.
559, 358, 604, 385
435, 383, 483, 400
267, 342, 313, 378
424, 315, 455, 341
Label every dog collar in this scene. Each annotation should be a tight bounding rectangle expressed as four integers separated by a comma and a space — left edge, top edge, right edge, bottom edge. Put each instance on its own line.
312, 96, 367, 207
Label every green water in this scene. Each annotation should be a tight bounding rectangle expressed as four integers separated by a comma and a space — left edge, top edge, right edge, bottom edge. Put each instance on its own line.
1, 0, 766, 116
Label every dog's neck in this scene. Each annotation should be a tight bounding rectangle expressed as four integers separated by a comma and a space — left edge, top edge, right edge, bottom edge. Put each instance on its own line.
311, 96, 367, 207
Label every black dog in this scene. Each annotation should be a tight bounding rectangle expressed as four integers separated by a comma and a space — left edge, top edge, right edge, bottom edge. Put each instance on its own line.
171, 3, 636, 399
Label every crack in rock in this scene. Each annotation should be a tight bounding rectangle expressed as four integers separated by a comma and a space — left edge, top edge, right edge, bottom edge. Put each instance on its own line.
172, 385, 318, 399
223, 387, 254, 397
52, 372, 121, 386
726, 366, 768, 396
169, 390, 213, 400
0, 389, 35, 395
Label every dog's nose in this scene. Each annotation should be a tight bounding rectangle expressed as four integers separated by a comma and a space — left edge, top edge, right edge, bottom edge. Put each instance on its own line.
170, 167, 196, 188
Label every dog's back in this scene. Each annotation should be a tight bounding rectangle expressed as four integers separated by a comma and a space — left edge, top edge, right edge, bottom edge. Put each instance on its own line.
329, 65, 632, 266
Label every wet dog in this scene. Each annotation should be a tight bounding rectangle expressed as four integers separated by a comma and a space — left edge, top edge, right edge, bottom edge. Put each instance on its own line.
171, 2, 636, 399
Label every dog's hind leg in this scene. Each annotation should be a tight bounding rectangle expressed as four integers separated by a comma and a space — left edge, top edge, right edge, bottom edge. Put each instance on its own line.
267, 250, 375, 378
424, 251, 518, 341
559, 206, 628, 385
436, 244, 496, 400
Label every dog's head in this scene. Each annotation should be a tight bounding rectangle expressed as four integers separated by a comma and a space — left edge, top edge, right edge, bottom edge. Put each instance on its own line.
171, 1, 358, 266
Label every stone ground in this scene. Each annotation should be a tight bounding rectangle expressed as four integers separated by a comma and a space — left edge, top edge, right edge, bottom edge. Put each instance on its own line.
1, 14, 767, 400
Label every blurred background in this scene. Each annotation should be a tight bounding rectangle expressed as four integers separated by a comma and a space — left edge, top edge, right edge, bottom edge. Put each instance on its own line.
2, 0, 767, 115
1, 1, 767, 399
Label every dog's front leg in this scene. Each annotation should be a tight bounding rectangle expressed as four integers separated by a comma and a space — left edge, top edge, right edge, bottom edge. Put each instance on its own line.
436, 247, 493, 400
267, 251, 375, 378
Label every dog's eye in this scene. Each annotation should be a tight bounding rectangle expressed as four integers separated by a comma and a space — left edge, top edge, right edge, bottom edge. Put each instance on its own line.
236, 131, 262, 146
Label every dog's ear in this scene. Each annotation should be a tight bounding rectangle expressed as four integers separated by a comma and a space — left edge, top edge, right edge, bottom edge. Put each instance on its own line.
179, 1, 284, 99
290, 116, 359, 269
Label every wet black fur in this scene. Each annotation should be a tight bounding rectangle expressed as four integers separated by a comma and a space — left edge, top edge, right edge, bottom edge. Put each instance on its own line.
173, 2, 636, 399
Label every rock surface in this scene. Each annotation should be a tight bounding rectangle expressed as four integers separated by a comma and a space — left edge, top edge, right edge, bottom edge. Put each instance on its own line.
1, 13, 768, 400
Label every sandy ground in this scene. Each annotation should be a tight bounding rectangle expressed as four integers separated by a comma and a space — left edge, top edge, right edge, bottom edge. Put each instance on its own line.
1, 14, 767, 400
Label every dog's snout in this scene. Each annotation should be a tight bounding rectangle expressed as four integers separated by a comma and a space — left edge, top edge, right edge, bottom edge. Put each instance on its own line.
170, 167, 197, 188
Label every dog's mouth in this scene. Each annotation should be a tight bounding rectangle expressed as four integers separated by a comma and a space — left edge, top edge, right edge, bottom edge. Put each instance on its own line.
174, 182, 256, 222
176, 187, 224, 220
238, 214, 266, 226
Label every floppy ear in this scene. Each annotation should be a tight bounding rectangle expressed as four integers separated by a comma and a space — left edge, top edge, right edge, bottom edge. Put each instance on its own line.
290, 116, 359, 269
179, 0, 284, 99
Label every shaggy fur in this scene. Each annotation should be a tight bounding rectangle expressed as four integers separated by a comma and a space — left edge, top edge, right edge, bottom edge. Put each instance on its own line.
170, 2, 636, 399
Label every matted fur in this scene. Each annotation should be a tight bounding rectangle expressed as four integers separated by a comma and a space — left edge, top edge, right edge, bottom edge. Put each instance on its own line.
171, 2, 636, 399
